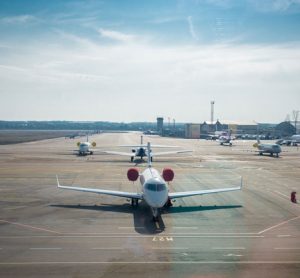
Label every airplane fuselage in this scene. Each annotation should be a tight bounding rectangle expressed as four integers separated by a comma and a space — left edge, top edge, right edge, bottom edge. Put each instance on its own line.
135, 147, 147, 158
258, 143, 281, 157
79, 142, 92, 155
139, 167, 168, 217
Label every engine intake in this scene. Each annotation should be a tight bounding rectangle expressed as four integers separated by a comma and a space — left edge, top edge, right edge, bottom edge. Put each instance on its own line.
127, 168, 139, 182
162, 168, 174, 182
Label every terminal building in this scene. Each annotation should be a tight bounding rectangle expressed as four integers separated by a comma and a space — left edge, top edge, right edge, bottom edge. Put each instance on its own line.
184, 120, 295, 139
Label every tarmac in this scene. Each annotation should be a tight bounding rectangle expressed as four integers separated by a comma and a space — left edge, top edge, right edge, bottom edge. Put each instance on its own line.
0, 132, 299, 277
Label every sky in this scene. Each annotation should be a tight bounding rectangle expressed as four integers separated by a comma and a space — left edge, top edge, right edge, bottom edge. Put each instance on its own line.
0, 0, 300, 123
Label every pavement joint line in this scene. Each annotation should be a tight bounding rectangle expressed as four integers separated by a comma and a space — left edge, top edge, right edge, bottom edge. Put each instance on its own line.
273, 190, 290, 199
0, 219, 61, 234
257, 216, 300, 234
274, 248, 300, 250
0, 261, 300, 265
277, 235, 291, 237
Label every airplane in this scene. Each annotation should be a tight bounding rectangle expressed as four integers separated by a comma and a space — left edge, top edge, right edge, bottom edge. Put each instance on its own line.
102, 136, 192, 162
57, 142, 242, 221
218, 130, 235, 146
75, 134, 96, 156
253, 137, 282, 157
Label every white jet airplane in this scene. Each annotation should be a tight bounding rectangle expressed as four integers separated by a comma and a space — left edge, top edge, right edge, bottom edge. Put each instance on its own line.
102, 135, 191, 162
253, 137, 281, 157
57, 142, 242, 221
75, 135, 96, 156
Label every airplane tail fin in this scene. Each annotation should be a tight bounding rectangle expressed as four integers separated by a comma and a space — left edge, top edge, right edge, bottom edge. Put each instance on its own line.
147, 142, 152, 168
86, 133, 89, 142
141, 135, 143, 145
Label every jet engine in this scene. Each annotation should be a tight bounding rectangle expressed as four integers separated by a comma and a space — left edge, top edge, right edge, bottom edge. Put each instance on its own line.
127, 168, 139, 182
162, 168, 174, 182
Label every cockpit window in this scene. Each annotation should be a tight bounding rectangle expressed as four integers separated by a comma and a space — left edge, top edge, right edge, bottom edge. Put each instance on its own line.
146, 183, 166, 192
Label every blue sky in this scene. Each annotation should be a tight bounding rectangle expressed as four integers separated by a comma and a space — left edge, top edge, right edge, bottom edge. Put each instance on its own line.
0, 0, 300, 122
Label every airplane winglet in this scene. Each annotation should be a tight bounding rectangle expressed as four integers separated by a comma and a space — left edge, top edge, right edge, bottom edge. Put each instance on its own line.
56, 175, 60, 188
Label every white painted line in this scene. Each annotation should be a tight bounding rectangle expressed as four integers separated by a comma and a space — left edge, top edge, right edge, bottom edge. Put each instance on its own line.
258, 216, 300, 234
224, 254, 244, 257
92, 248, 123, 250
274, 191, 289, 199
118, 227, 145, 230
173, 227, 198, 230
30, 248, 62, 250
213, 247, 245, 250
0, 261, 299, 265
274, 248, 300, 250
0, 220, 61, 234
152, 248, 188, 250
0, 235, 264, 238
277, 235, 291, 238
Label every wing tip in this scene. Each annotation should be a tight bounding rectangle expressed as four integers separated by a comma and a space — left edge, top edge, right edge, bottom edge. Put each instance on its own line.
56, 175, 60, 188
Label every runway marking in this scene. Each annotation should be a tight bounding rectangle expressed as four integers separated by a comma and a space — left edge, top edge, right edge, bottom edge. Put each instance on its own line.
0, 261, 299, 265
258, 216, 300, 234
224, 254, 243, 257
118, 227, 145, 230
274, 247, 300, 250
0, 235, 264, 238
152, 247, 188, 250
0, 220, 61, 234
270, 190, 292, 201
91, 248, 123, 250
30, 248, 62, 250
213, 247, 245, 250
277, 235, 291, 237
173, 227, 198, 230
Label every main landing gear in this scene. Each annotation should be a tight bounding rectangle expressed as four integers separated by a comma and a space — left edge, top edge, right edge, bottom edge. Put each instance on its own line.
131, 199, 138, 207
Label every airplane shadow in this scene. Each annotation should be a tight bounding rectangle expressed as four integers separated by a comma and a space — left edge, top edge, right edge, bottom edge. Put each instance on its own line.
51, 201, 165, 235
50, 203, 242, 234
164, 204, 242, 214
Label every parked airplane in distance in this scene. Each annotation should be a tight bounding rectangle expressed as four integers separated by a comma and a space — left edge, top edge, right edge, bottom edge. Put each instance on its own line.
253, 137, 282, 157
57, 142, 242, 221
76, 135, 96, 155
218, 130, 235, 146
102, 136, 191, 162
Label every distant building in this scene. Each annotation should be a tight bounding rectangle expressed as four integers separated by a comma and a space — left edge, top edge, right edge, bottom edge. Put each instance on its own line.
157, 117, 164, 135
185, 123, 201, 139
275, 121, 296, 137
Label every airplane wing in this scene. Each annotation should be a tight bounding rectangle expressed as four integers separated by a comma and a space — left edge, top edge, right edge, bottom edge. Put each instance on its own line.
101, 151, 135, 157
168, 178, 242, 199
56, 176, 142, 199
119, 145, 178, 148
152, 150, 192, 156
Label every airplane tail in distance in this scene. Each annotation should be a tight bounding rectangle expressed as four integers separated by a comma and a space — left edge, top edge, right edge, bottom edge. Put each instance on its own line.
141, 135, 143, 145
147, 142, 152, 168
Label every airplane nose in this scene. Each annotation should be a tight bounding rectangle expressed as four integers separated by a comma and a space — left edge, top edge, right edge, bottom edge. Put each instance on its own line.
145, 188, 168, 208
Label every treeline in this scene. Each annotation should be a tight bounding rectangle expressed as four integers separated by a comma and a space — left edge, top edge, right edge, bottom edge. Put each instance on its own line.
0, 121, 158, 131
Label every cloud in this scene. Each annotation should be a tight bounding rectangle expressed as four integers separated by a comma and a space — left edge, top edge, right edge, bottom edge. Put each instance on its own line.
0, 33, 299, 122
248, 0, 300, 12
0, 15, 37, 24
187, 16, 198, 41
98, 28, 136, 43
